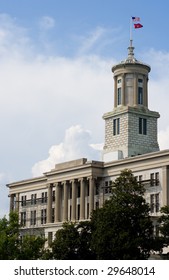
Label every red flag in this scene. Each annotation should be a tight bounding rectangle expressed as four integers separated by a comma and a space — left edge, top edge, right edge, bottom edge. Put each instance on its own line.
134, 23, 143, 29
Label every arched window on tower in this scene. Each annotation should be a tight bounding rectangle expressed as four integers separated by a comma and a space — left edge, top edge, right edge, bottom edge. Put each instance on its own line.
138, 78, 143, 105
117, 78, 122, 105
117, 87, 121, 105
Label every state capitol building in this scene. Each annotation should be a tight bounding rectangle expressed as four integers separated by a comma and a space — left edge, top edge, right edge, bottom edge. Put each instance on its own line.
7, 40, 169, 248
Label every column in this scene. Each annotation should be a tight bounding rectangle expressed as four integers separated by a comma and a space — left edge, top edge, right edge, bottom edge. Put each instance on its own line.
9, 194, 15, 212
133, 73, 137, 106
162, 166, 169, 206
47, 184, 53, 223
89, 177, 95, 214
63, 181, 69, 221
114, 76, 117, 107
122, 74, 125, 105
143, 75, 148, 107
54, 182, 61, 222
80, 178, 86, 220
15, 193, 20, 212
71, 180, 77, 221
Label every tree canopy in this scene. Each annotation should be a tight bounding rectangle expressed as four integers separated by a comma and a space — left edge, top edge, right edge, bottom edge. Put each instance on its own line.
0, 211, 46, 260
51, 221, 95, 259
90, 169, 155, 259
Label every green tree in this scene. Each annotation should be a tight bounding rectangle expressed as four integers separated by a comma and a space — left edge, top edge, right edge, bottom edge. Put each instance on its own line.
159, 206, 169, 242
51, 221, 95, 259
0, 211, 20, 259
157, 205, 169, 258
0, 211, 46, 260
51, 222, 79, 260
90, 169, 159, 260
17, 235, 46, 260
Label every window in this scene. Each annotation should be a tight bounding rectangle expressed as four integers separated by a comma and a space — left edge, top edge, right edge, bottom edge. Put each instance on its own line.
41, 209, 47, 224
41, 192, 47, 203
139, 118, 147, 135
77, 204, 80, 220
150, 172, 159, 186
52, 190, 55, 202
150, 193, 160, 213
52, 208, 55, 223
117, 87, 121, 105
138, 87, 143, 105
30, 210, 36, 225
113, 118, 120, 135
117, 78, 122, 84
138, 78, 143, 83
95, 201, 99, 209
150, 194, 155, 213
155, 194, 160, 212
31, 193, 37, 205
21, 212, 26, 226
21, 195, 26, 206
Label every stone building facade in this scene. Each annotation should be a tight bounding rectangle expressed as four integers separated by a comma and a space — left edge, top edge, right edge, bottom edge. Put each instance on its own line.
7, 41, 169, 249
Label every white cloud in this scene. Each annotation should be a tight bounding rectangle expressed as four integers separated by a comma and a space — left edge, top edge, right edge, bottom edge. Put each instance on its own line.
32, 125, 101, 177
1, 13, 169, 216
39, 16, 55, 30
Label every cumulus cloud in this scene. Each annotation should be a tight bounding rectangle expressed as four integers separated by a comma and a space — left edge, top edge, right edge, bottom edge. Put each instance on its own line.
32, 125, 102, 176
39, 16, 55, 30
1, 13, 169, 216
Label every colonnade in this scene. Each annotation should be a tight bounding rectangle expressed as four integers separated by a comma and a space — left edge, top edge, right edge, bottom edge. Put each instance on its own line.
47, 177, 96, 223
114, 73, 148, 108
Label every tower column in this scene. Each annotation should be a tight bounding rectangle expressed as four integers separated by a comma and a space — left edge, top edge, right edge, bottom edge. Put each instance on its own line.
47, 184, 53, 223
143, 75, 148, 107
114, 76, 117, 107
122, 74, 125, 105
134, 73, 138, 106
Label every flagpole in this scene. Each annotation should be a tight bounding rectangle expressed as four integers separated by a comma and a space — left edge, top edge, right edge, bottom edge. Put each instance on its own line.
130, 16, 133, 47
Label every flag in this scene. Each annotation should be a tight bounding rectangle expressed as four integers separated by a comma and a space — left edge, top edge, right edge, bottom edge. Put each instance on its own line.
132, 17, 140, 21
134, 23, 143, 29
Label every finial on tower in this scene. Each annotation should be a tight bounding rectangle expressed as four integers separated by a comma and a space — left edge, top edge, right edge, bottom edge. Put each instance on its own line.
127, 39, 135, 61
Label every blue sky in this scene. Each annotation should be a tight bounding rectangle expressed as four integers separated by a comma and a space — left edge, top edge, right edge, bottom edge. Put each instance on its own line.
1, 0, 169, 216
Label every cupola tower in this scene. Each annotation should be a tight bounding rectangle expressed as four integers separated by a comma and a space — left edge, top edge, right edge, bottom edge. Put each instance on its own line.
103, 40, 160, 162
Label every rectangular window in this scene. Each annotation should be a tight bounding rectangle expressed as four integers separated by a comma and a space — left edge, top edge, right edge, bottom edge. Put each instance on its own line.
21, 212, 26, 226
139, 118, 147, 135
150, 172, 159, 186
138, 87, 143, 105
138, 78, 143, 83
150, 194, 155, 213
150, 173, 155, 186
155, 193, 160, 212
30, 210, 36, 225
95, 201, 99, 209
21, 195, 26, 206
77, 204, 80, 220
31, 193, 37, 205
41, 192, 47, 203
155, 172, 159, 186
113, 118, 120, 135
52, 208, 55, 223
117, 78, 122, 84
117, 87, 121, 105
150, 194, 160, 213
41, 209, 47, 224
52, 190, 55, 202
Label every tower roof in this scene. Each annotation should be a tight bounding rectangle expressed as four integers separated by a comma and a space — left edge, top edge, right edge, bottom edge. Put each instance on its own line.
112, 40, 151, 73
